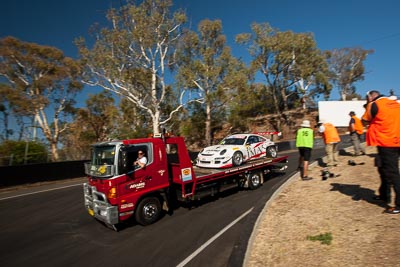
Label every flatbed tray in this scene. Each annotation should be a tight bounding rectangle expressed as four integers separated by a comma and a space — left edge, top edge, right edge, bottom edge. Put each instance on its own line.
192, 156, 287, 180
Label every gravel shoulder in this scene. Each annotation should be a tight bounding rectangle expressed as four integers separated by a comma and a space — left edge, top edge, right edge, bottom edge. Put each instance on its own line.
245, 146, 400, 267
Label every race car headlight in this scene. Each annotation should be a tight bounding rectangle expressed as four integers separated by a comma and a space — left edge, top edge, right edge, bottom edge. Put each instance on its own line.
220, 149, 227, 155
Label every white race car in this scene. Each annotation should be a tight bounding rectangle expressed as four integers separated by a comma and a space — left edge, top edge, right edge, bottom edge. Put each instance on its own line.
196, 133, 278, 168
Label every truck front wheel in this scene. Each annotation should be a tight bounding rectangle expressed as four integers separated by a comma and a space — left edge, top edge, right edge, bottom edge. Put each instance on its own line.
135, 197, 162, 226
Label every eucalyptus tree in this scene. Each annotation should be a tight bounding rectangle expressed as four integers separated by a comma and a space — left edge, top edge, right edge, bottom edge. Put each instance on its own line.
177, 19, 246, 146
0, 37, 82, 161
324, 47, 373, 100
77, 90, 119, 142
115, 97, 151, 139
60, 91, 119, 160
76, 0, 195, 135
236, 23, 330, 113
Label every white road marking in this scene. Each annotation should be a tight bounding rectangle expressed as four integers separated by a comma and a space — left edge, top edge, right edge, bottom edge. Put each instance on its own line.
0, 183, 83, 201
176, 207, 254, 267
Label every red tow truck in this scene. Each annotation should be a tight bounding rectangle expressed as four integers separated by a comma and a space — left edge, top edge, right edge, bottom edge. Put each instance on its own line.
83, 133, 288, 229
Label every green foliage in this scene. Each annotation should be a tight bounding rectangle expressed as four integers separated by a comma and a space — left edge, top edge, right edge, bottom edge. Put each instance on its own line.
78, 90, 119, 141
179, 102, 206, 146
236, 23, 331, 113
114, 98, 151, 139
306, 232, 333, 245
177, 19, 246, 145
325, 47, 373, 100
0, 140, 48, 165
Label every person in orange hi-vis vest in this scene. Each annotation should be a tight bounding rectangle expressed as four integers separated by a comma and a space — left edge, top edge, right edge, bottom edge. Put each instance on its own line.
362, 90, 400, 214
318, 119, 341, 167
348, 111, 366, 156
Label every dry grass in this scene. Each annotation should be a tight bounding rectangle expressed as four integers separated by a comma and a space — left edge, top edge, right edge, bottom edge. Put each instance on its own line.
245, 146, 400, 267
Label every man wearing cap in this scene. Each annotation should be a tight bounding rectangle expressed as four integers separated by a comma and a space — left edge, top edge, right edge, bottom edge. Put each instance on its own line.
318, 119, 341, 167
362, 90, 400, 214
296, 120, 314, 180
348, 111, 366, 156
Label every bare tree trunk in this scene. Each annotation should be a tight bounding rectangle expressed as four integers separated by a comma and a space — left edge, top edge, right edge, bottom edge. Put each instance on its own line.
281, 89, 289, 111
272, 87, 280, 113
153, 109, 160, 135
50, 142, 58, 162
205, 103, 212, 146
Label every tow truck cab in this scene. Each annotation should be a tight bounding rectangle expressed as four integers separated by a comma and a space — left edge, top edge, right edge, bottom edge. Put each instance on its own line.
83, 136, 193, 227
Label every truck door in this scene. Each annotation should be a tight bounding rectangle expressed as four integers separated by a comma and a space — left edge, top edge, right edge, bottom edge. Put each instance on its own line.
121, 143, 168, 195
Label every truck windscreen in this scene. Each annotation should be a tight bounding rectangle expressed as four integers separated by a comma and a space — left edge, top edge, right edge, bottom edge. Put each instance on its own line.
92, 145, 116, 165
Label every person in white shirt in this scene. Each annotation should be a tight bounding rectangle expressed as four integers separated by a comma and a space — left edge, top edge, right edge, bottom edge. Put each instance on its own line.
134, 150, 147, 168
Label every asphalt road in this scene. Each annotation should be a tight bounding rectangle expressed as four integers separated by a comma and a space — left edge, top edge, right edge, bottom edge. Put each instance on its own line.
0, 140, 350, 267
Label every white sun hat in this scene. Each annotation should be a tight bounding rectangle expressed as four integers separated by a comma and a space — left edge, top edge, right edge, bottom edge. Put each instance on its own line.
300, 120, 311, 127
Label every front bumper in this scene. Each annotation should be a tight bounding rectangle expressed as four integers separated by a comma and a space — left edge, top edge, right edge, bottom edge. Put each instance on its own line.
83, 183, 119, 225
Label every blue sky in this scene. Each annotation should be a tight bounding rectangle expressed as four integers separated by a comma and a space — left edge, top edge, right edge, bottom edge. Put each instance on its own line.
1, 0, 400, 102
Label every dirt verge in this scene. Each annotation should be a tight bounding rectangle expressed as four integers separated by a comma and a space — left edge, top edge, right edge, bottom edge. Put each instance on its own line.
245, 146, 400, 267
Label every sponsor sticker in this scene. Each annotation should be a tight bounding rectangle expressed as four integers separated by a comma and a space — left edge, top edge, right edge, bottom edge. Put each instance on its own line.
121, 203, 134, 209
128, 182, 145, 189
181, 168, 193, 181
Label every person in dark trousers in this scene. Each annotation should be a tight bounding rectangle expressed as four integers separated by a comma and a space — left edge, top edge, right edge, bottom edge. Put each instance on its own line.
348, 111, 366, 156
362, 90, 400, 214
374, 155, 391, 204
296, 120, 314, 181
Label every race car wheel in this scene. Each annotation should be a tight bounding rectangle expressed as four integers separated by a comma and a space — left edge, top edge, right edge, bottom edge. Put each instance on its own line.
266, 146, 277, 158
232, 151, 243, 166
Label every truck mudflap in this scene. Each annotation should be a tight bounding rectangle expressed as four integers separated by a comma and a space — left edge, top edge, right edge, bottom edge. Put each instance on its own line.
83, 183, 119, 225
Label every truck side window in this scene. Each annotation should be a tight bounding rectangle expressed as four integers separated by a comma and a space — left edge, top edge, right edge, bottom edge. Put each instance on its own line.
166, 144, 179, 164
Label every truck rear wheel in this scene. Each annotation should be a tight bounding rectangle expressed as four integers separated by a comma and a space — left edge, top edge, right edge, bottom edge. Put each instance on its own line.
248, 172, 263, 190
232, 151, 243, 166
135, 197, 161, 226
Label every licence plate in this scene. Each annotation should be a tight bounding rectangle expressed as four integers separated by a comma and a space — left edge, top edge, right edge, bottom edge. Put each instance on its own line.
88, 208, 94, 216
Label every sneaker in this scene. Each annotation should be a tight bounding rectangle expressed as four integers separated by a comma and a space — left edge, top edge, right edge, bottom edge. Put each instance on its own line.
384, 207, 400, 214
302, 176, 313, 181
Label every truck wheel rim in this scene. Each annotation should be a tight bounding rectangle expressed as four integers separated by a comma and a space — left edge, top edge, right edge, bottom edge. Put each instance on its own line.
144, 203, 157, 218
233, 152, 243, 165
251, 174, 260, 186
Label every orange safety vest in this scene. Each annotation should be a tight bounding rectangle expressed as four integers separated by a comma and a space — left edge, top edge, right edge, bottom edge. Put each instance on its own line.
362, 97, 400, 147
349, 115, 364, 135
322, 123, 340, 144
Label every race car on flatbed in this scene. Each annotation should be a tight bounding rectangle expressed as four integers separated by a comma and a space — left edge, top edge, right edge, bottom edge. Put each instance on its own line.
195, 132, 280, 168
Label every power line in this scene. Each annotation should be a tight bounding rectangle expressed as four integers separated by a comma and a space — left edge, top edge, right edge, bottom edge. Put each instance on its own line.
361, 32, 400, 45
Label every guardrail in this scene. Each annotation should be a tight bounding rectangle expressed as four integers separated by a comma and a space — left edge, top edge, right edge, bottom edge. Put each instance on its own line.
0, 160, 87, 187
